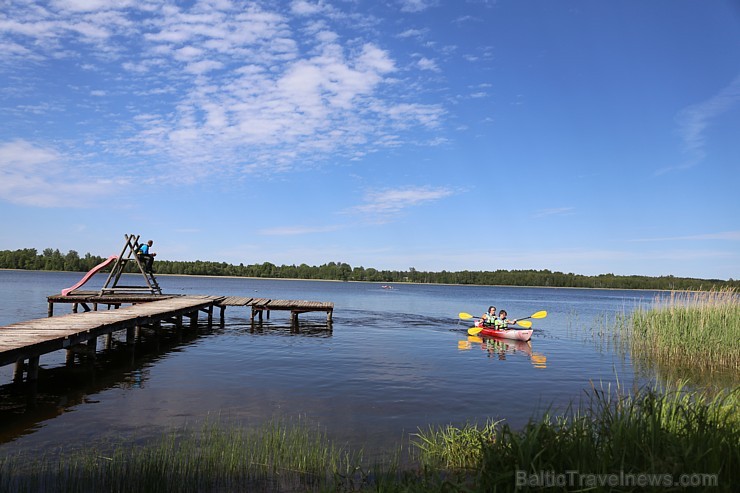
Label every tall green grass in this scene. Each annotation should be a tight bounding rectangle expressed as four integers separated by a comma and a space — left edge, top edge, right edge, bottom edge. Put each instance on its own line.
2, 384, 737, 492
0, 418, 364, 493
624, 288, 740, 385
415, 383, 739, 492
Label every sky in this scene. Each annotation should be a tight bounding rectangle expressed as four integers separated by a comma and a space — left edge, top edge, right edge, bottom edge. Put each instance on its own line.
0, 0, 739, 280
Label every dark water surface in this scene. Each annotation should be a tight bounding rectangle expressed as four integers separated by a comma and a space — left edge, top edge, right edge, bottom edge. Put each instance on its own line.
0, 270, 663, 456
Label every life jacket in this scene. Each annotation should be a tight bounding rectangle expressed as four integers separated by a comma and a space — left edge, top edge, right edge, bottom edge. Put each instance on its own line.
483, 314, 497, 327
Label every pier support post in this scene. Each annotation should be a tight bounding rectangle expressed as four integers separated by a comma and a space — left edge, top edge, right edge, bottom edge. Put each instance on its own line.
47, 301, 54, 317
127, 326, 136, 345
27, 356, 39, 381
87, 336, 97, 358
13, 358, 24, 382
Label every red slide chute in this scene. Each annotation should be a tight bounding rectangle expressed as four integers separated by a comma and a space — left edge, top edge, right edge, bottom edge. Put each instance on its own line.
61, 255, 118, 296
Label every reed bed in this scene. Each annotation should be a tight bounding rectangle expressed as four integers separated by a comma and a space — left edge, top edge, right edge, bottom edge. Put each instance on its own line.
624, 288, 740, 384
410, 420, 498, 470
0, 418, 364, 493
415, 383, 739, 492
2, 384, 737, 492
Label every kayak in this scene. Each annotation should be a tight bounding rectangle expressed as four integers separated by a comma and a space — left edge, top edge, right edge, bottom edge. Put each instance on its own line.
478, 327, 532, 341
474, 320, 533, 341
478, 327, 533, 341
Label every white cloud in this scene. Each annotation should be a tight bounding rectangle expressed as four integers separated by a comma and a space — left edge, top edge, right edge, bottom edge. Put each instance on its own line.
399, 0, 436, 13
290, 0, 324, 16
0, 140, 122, 207
348, 186, 454, 221
417, 57, 439, 72
0, 1, 447, 182
51, 0, 133, 13
398, 28, 426, 39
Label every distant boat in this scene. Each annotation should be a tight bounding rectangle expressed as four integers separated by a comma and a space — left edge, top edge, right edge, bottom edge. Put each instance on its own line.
381, 285, 394, 290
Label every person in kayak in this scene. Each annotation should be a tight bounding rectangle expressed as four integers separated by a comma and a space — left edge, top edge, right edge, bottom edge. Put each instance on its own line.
494, 310, 517, 330
481, 306, 498, 327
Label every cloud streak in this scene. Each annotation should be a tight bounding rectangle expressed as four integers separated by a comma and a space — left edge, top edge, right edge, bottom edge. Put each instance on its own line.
629, 231, 740, 242
348, 185, 454, 222
259, 225, 343, 236
659, 74, 740, 174
533, 207, 575, 218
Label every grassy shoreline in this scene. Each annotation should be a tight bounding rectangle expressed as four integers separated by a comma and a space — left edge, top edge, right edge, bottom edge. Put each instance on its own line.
1, 384, 736, 492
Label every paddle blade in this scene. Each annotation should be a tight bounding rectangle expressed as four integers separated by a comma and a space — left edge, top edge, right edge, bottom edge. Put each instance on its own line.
517, 320, 533, 328
467, 327, 483, 336
458, 312, 476, 320
531, 310, 548, 319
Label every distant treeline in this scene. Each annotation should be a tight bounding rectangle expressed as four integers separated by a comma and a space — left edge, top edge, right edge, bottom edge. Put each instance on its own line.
1, 247, 737, 291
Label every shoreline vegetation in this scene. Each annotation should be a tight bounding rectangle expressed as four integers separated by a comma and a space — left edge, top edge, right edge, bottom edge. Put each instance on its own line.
1, 247, 737, 291
616, 288, 740, 389
1, 384, 737, 492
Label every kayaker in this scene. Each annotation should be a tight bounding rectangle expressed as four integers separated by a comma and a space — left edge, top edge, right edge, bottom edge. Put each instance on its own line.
481, 306, 498, 327
494, 310, 517, 330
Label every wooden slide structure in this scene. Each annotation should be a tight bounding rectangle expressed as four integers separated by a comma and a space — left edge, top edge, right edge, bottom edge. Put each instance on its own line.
60, 234, 162, 296
61, 255, 118, 296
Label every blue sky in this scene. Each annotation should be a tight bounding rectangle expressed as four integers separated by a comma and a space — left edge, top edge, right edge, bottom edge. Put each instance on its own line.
1, 0, 738, 280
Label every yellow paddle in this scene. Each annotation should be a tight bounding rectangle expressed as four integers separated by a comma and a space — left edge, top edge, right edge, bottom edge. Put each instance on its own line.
466, 310, 547, 336
518, 310, 548, 322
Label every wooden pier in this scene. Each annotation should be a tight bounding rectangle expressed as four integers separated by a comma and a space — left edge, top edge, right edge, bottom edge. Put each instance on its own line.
1, 296, 218, 382
2, 293, 334, 383
1, 235, 335, 383
215, 296, 334, 325
47, 293, 334, 325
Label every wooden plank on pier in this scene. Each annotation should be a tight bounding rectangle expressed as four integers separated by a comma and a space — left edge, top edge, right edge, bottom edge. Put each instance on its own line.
217, 296, 255, 306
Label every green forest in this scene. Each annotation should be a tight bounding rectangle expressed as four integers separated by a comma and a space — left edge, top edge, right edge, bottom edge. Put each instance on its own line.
1, 247, 736, 291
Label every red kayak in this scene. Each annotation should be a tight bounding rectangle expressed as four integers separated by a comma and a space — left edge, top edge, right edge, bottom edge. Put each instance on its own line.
473, 320, 533, 341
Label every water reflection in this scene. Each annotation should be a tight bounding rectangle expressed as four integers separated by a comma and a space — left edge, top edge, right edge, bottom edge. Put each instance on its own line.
0, 318, 331, 445
458, 335, 547, 368
246, 320, 333, 337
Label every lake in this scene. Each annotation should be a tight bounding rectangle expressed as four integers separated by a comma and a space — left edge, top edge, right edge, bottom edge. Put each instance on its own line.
0, 270, 663, 457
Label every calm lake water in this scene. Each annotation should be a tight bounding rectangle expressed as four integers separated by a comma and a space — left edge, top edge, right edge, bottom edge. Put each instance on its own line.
0, 270, 665, 457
